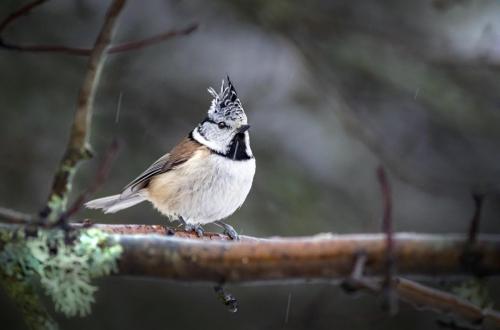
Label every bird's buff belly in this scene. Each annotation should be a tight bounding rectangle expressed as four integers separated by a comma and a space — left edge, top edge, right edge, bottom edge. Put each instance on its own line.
146, 152, 255, 224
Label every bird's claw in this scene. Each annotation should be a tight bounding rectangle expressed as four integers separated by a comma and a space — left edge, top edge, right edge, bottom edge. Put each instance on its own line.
215, 221, 239, 240
224, 226, 239, 240
184, 223, 205, 237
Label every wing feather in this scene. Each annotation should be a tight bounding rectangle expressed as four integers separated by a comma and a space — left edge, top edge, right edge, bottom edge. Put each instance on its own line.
120, 136, 203, 196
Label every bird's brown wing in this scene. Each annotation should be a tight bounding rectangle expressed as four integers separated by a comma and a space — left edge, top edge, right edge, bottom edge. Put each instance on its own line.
121, 136, 203, 196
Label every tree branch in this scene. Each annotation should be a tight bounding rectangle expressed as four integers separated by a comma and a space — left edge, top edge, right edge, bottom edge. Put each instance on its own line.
0, 0, 48, 33
377, 166, 398, 314
2, 221, 500, 327
343, 251, 500, 328
43, 0, 127, 222
394, 277, 500, 327
84, 226, 500, 281
0, 24, 198, 56
2, 223, 500, 280
0, 1, 198, 56
0, 206, 33, 224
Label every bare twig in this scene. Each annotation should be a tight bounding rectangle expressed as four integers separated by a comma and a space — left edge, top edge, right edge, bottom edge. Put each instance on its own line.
342, 253, 500, 328
0, 206, 33, 224
43, 0, 127, 223
107, 24, 198, 53
0, 24, 198, 56
0, 1, 197, 56
394, 278, 500, 327
342, 252, 380, 293
377, 166, 398, 314
0, 0, 48, 33
64, 139, 120, 220
468, 194, 484, 245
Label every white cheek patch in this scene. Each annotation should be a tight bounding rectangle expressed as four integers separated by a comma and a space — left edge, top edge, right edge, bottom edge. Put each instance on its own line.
192, 128, 226, 154
244, 132, 253, 158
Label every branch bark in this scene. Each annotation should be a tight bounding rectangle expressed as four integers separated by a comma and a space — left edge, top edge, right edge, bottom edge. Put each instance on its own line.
3, 223, 500, 280
44, 0, 127, 222
60, 224, 500, 281
2, 222, 500, 327
113, 233, 500, 281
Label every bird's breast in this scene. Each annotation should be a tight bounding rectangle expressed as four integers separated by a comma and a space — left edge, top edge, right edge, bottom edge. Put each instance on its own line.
147, 150, 255, 224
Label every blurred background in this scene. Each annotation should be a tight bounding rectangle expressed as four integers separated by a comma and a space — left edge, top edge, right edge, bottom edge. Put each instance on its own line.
1, 0, 500, 329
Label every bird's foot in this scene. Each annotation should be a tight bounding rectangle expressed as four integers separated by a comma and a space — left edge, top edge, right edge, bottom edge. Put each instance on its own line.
215, 221, 239, 240
184, 223, 205, 237
162, 224, 176, 236
214, 285, 238, 313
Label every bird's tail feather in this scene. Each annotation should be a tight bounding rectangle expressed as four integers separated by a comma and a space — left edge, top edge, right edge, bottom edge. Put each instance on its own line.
85, 193, 146, 213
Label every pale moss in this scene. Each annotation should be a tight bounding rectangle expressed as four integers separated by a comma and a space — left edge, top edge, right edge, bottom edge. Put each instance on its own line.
0, 227, 123, 318
452, 278, 493, 309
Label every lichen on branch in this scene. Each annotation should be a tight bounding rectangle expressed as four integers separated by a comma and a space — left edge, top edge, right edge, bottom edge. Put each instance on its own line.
0, 227, 123, 318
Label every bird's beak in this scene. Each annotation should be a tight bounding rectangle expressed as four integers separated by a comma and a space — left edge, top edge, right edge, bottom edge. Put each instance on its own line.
237, 124, 251, 133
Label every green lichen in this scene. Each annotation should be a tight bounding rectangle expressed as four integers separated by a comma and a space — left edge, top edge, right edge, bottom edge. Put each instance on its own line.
452, 278, 493, 309
0, 227, 123, 318
46, 195, 67, 223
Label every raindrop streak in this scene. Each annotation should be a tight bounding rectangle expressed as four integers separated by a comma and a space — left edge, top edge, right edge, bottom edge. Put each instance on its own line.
283, 292, 292, 326
414, 88, 420, 100
115, 92, 123, 123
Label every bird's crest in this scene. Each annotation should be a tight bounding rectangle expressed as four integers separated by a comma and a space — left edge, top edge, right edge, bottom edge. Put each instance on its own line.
207, 76, 246, 124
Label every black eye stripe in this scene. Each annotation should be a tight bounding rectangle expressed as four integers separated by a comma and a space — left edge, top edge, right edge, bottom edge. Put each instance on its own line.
202, 117, 217, 125
202, 117, 229, 129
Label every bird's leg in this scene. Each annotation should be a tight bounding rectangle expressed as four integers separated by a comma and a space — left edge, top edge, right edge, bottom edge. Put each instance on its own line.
178, 217, 204, 237
215, 221, 239, 240
467, 194, 485, 245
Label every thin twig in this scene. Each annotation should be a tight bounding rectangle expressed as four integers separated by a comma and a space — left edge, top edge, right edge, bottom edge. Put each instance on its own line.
0, 24, 198, 56
64, 139, 120, 220
377, 166, 398, 314
468, 194, 484, 245
0, 206, 33, 224
0, 0, 48, 33
343, 253, 500, 328
394, 277, 500, 327
342, 251, 380, 293
43, 0, 127, 223
108, 24, 198, 53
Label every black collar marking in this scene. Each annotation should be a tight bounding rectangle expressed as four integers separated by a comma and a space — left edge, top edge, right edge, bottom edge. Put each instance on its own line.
189, 130, 252, 161
225, 132, 252, 161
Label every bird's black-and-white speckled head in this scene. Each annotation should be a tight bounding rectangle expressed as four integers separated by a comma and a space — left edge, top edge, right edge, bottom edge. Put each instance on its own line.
207, 76, 247, 126
192, 77, 252, 159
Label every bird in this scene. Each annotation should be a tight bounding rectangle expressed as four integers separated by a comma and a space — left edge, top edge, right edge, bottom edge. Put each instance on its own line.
85, 77, 255, 239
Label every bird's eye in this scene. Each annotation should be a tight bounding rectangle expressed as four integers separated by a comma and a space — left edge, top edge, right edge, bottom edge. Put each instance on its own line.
218, 122, 227, 129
